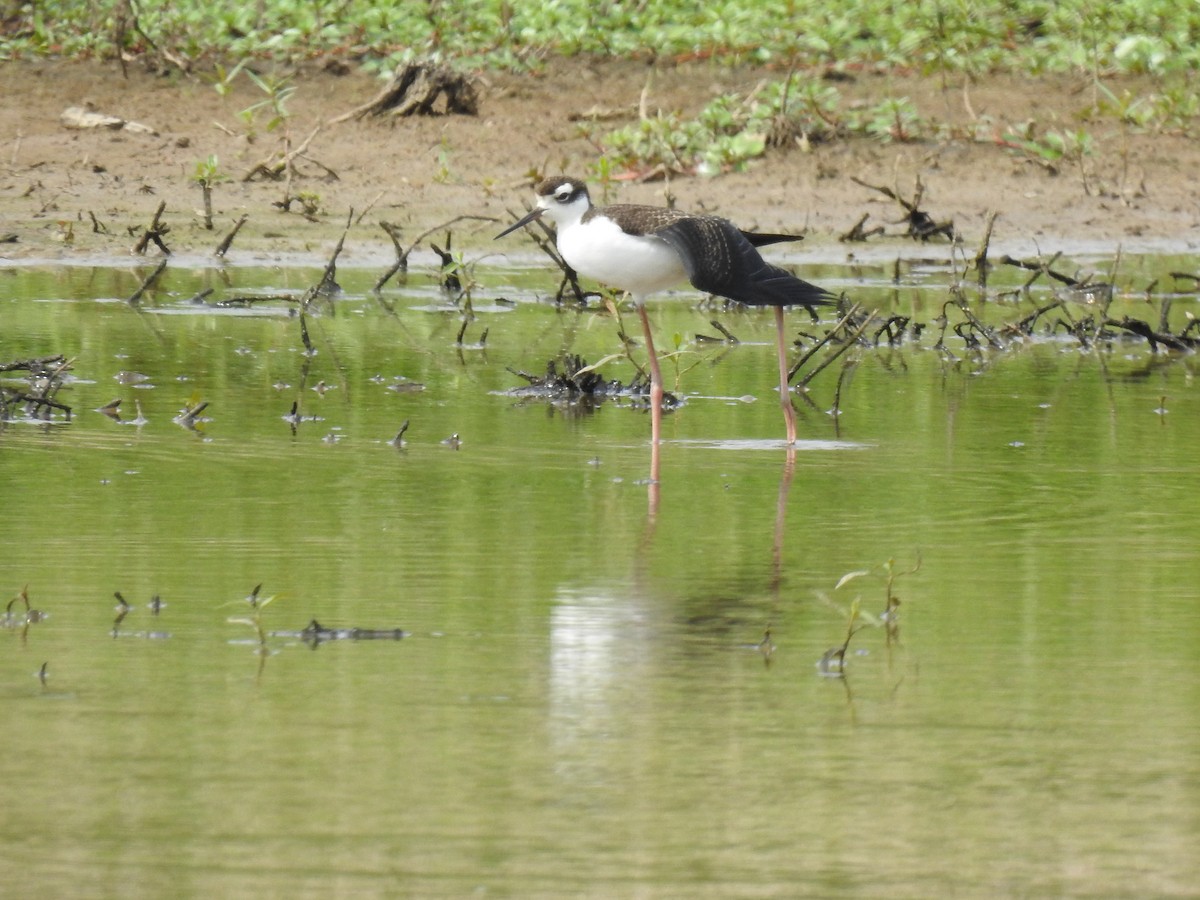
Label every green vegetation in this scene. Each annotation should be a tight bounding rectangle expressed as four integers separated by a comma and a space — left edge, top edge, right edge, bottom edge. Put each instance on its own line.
590, 84, 935, 175
3, 1, 1197, 176
191, 154, 224, 230
817, 555, 919, 676
3, 0, 1198, 80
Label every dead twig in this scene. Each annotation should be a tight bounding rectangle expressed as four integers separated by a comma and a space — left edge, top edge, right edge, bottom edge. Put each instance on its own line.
973, 210, 999, 289
373, 215, 495, 292
850, 174, 956, 241
132, 200, 170, 254
1104, 317, 1195, 353
797, 307, 879, 388
127, 258, 168, 305
243, 123, 325, 182
0, 355, 74, 422
696, 320, 740, 344
214, 214, 249, 257
839, 212, 885, 243
1000, 252, 1082, 288
300, 218, 349, 314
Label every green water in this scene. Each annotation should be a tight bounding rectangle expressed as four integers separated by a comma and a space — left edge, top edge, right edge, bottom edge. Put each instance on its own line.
1, 253, 1198, 897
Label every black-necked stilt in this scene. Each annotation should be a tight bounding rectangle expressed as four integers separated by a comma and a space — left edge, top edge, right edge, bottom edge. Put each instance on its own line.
496, 176, 833, 450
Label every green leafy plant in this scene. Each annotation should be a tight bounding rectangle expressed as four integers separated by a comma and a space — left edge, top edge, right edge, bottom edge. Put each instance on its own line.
239, 67, 296, 136
226, 582, 278, 655
191, 154, 225, 230
859, 97, 924, 143
818, 554, 921, 675
1006, 127, 1095, 189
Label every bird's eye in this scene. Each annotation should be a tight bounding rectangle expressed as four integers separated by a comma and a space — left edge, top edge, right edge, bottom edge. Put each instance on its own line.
554, 186, 573, 202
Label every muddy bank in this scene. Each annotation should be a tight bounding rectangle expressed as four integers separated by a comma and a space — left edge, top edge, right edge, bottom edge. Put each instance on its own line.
2, 58, 1199, 264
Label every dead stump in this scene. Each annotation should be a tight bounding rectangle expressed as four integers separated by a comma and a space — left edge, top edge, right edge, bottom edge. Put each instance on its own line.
337, 63, 479, 122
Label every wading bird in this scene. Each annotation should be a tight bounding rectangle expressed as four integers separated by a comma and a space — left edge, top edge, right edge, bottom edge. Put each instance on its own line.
496, 176, 833, 455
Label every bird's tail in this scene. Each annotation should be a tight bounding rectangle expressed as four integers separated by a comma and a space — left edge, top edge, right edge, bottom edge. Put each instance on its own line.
747, 264, 835, 309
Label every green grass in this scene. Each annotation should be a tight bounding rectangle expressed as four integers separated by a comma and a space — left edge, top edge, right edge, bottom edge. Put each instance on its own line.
3, 0, 1199, 80
4, 1, 1197, 179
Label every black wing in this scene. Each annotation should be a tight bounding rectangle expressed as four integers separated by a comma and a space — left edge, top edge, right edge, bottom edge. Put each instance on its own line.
742, 231, 803, 248
601, 205, 803, 247
656, 216, 832, 309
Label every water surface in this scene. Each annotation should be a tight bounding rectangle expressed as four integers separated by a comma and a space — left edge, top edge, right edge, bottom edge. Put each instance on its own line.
1, 245, 1197, 896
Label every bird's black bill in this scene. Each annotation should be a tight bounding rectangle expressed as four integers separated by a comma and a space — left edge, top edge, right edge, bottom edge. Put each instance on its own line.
494, 207, 545, 239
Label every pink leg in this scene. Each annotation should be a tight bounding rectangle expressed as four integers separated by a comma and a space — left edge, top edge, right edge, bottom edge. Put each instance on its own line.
638, 305, 664, 450
637, 304, 663, 493
775, 305, 797, 445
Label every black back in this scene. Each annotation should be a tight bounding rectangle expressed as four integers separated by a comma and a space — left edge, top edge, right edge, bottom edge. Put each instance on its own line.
654, 216, 832, 309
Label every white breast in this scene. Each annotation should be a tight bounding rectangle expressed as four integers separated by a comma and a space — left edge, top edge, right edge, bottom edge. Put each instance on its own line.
556, 216, 688, 300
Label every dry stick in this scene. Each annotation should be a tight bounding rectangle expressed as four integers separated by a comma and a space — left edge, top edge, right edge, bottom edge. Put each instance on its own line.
0, 355, 67, 373
952, 288, 1004, 350
1006, 300, 1063, 336
521, 215, 568, 267
6, 355, 75, 421
286, 123, 324, 166
243, 122, 323, 182
282, 132, 294, 208
327, 84, 389, 124
788, 302, 864, 382
10, 390, 72, 421
973, 210, 998, 289
214, 214, 249, 257
301, 219, 349, 313
127, 258, 168, 305
46, 356, 74, 389
851, 175, 916, 215
830, 355, 859, 420
1158, 294, 1172, 335
296, 223, 353, 398
789, 302, 862, 380
1105, 245, 1124, 319
798, 309, 880, 388
354, 191, 386, 225
374, 222, 407, 291
133, 200, 170, 254
296, 154, 339, 182
200, 181, 214, 230
1001, 251, 1079, 289
839, 212, 884, 242
299, 314, 315, 354
374, 215, 495, 291
709, 319, 740, 343
1104, 317, 1192, 352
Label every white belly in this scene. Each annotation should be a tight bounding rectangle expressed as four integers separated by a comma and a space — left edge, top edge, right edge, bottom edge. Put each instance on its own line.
557, 218, 687, 299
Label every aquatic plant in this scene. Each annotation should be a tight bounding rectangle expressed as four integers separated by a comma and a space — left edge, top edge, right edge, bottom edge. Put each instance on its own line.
818, 554, 921, 675
227, 582, 278, 653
